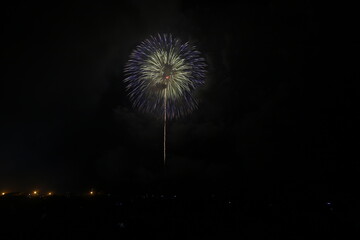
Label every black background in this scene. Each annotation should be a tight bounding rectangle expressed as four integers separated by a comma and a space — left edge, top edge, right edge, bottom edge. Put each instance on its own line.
1, 1, 358, 202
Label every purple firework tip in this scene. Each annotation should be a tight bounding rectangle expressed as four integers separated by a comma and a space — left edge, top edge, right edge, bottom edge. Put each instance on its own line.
124, 33, 206, 120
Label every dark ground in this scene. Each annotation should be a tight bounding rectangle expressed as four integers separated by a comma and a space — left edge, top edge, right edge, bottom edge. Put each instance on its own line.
1, 191, 358, 240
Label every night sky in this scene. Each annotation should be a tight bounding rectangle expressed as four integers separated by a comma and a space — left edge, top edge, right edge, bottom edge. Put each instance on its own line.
1, 1, 357, 200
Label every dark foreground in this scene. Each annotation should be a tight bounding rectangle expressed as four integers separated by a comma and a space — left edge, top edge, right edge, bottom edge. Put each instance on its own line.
0, 193, 357, 240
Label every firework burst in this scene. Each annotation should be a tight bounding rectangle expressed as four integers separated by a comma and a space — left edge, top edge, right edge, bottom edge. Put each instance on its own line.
124, 34, 206, 119
124, 34, 206, 164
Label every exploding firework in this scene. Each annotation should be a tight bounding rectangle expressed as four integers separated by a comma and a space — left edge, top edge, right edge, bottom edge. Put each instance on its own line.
124, 34, 206, 164
124, 34, 206, 119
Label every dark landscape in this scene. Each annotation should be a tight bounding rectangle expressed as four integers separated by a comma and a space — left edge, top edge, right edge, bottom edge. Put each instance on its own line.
1, 1, 358, 239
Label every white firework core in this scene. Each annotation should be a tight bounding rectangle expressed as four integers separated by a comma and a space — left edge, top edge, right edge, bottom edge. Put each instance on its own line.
140, 49, 193, 100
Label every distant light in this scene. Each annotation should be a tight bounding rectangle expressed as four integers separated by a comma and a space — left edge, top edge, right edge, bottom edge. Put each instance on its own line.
48, 192, 52, 196
326, 202, 332, 206
90, 191, 94, 195
1, 192, 5, 196
33, 191, 38, 195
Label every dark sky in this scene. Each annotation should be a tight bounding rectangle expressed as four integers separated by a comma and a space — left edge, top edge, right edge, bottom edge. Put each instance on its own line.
0, 1, 357, 197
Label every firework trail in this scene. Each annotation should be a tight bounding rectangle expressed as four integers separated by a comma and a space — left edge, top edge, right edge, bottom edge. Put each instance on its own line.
124, 34, 206, 165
